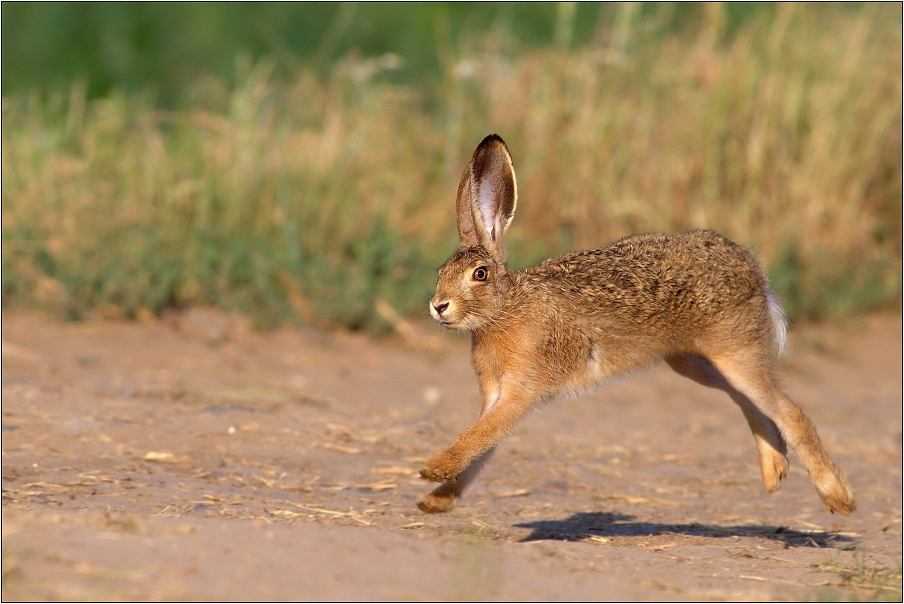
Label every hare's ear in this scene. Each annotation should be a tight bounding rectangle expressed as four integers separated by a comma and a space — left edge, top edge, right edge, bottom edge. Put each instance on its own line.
455, 167, 479, 248
455, 134, 517, 258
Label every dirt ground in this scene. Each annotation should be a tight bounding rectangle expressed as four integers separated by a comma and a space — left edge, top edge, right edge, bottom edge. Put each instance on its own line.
1, 309, 901, 601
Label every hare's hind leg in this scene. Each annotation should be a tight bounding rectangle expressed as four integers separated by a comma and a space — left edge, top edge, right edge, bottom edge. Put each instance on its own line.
666, 354, 789, 493
707, 352, 856, 515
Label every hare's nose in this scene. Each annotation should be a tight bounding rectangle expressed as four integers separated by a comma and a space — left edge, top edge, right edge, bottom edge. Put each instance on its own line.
432, 301, 449, 315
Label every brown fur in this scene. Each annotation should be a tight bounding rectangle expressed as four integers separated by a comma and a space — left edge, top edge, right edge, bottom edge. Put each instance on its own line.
418, 134, 856, 516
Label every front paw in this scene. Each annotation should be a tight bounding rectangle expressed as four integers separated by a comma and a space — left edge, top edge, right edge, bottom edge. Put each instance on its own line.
419, 450, 462, 483
417, 493, 456, 514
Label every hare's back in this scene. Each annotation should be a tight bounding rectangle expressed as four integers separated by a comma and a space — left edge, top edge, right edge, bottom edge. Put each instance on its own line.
524, 230, 768, 323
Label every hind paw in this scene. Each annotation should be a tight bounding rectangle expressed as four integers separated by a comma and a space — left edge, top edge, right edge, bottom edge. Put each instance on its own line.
761, 450, 790, 494
817, 477, 857, 516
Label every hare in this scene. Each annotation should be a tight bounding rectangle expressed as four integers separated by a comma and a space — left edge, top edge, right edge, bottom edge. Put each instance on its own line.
418, 134, 856, 516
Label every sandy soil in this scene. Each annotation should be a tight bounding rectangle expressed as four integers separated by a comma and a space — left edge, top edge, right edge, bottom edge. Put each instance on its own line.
2, 310, 901, 601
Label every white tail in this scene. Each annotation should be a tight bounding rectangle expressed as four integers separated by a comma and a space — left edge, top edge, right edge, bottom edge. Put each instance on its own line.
765, 288, 788, 357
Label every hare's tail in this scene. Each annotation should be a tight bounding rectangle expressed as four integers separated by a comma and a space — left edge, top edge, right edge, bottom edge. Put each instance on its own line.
765, 287, 788, 357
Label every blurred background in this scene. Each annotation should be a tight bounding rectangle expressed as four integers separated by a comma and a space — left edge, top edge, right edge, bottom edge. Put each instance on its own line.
2, 2, 901, 331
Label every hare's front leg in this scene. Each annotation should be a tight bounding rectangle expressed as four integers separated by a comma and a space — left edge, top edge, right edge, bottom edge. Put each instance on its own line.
420, 381, 534, 483
417, 448, 496, 513
418, 378, 517, 513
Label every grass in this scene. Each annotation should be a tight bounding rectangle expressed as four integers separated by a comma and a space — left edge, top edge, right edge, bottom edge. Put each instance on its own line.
2, 4, 901, 331
816, 553, 903, 602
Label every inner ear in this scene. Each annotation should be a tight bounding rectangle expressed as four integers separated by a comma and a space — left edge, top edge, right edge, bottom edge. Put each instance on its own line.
469, 135, 517, 247
476, 178, 503, 241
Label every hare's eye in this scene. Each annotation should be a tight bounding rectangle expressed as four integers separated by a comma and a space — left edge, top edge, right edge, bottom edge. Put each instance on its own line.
472, 267, 488, 281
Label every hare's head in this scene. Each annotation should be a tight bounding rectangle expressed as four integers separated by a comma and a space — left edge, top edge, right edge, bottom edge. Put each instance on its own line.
430, 134, 517, 331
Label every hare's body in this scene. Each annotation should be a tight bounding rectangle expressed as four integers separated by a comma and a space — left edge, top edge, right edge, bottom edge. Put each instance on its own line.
418, 134, 855, 516
478, 231, 777, 391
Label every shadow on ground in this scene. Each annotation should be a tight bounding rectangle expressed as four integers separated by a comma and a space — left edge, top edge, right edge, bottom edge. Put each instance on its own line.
515, 512, 853, 548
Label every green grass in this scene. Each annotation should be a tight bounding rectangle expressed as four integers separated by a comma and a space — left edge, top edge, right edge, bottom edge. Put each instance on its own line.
815, 553, 903, 602
0, 4, 794, 103
2, 4, 901, 330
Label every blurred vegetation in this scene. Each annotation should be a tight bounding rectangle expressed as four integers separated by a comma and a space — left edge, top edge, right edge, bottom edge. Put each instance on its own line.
3, 3, 776, 103
2, 3, 901, 331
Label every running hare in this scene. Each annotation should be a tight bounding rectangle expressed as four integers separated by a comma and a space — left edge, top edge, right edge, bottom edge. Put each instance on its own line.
418, 134, 855, 516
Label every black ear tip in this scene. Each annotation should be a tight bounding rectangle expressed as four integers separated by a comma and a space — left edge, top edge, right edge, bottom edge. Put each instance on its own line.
474, 134, 511, 162
480, 133, 506, 147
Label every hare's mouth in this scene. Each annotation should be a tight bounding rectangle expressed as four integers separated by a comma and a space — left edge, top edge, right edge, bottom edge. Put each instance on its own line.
433, 316, 456, 328
431, 313, 463, 330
